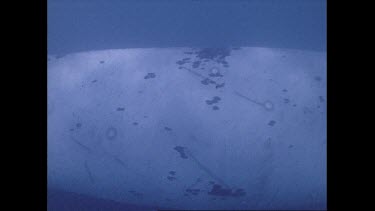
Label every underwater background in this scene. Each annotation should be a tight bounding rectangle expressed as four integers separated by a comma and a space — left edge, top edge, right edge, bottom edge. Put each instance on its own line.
48, 0, 326, 56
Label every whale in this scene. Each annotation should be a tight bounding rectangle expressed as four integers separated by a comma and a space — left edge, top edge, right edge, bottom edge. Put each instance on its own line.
47, 47, 326, 210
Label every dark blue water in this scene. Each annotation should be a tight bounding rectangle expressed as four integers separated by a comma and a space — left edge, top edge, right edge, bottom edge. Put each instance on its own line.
48, 0, 326, 56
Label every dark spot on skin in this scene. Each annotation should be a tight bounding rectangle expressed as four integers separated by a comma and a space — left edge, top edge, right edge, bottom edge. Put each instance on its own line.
220, 60, 228, 65
176, 60, 188, 65
169, 171, 176, 175
232, 47, 241, 50
284, 98, 290, 104
167, 176, 176, 181
289, 145, 294, 148
205, 100, 213, 105
178, 66, 183, 69
196, 48, 231, 62
282, 89, 288, 92
91, 80, 97, 83
314, 76, 322, 81
201, 78, 215, 85
143, 116, 148, 118
100, 61, 105, 64
176, 61, 185, 65
212, 106, 219, 110
293, 104, 297, 107
133, 122, 138, 126
319, 96, 325, 102
174, 146, 188, 159
144, 73, 156, 79
215, 83, 225, 89
206, 96, 221, 105
201, 78, 210, 85
76, 123, 82, 128
192, 61, 201, 68
70, 128, 74, 132
116, 107, 125, 111
106, 127, 118, 140
164, 127, 172, 131
223, 64, 229, 68
268, 120, 276, 126
209, 72, 223, 77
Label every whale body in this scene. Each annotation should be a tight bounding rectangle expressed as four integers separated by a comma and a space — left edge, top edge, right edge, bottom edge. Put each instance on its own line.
47, 47, 326, 210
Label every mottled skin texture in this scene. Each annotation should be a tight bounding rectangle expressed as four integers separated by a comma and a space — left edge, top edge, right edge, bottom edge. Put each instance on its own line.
48, 47, 326, 210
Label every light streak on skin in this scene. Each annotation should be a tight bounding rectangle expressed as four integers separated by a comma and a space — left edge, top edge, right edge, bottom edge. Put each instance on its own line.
233, 91, 274, 111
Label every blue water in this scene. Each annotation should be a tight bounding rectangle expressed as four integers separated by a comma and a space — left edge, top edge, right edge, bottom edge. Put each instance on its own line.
48, 0, 326, 56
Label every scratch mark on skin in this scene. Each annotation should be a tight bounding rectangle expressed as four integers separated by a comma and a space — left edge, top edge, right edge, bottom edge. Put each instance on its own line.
84, 161, 95, 184
113, 156, 126, 168
71, 136, 91, 153
184, 149, 230, 189
233, 91, 263, 106
233, 91, 274, 111
180, 66, 205, 79
180, 66, 221, 85
180, 66, 225, 89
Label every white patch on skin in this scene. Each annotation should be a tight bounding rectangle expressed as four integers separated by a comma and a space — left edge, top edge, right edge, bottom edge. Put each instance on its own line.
211, 67, 219, 74
264, 101, 274, 111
